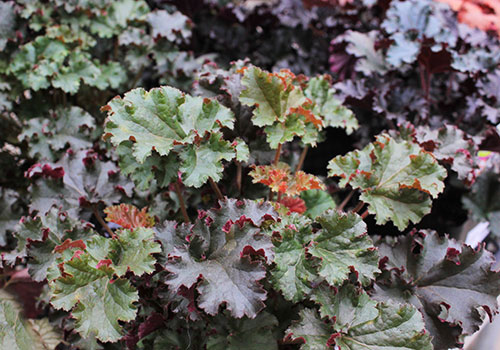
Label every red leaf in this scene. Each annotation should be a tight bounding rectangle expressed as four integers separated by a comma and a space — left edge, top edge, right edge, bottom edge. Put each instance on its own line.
54, 239, 87, 253
96, 259, 112, 269
104, 204, 155, 229
279, 196, 307, 214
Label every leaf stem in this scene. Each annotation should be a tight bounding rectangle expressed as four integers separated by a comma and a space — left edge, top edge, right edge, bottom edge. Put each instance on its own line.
269, 191, 274, 202
295, 145, 308, 172
351, 201, 365, 214
361, 209, 369, 219
209, 177, 224, 201
337, 190, 354, 211
174, 182, 190, 223
236, 161, 242, 194
92, 204, 116, 238
269, 143, 283, 201
273, 143, 282, 166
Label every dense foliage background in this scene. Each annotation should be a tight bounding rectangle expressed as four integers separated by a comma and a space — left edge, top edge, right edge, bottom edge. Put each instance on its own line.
1, 0, 500, 349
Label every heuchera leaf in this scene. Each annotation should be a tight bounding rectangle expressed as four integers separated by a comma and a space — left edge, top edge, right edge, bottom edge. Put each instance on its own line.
28, 149, 132, 216
103, 86, 234, 163
382, 0, 458, 67
0, 188, 22, 246
14, 208, 95, 281
308, 210, 380, 287
414, 124, 479, 185
328, 135, 447, 230
19, 107, 96, 161
7, 34, 122, 94
0, 290, 62, 350
343, 30, 389, 75
147, 10, 192, 42
279, 196, 307, 214
206, 311, 278, 350
104, 86, 241, 188
178, 132, 236, 188
249, 162, 325, 196
374, 230, 500, 349
48, 226, 160, 342
85, 227, 162, 276
463, 168, 500, 237
104, 204, 155, 229
300, 189, 336, 218
268, 210, 379, 302
286, 284, 432, 350
0, 2, 15, 51
49, 253, 139, 342
239, 66, 310, 148
267, 213, 319, 302
239, 66, 306, 128
162, 199, 276, 318
303, 75, 358, 136
239, 67, 356, 147
115, 141, 179, 191
90, 0, 149, 38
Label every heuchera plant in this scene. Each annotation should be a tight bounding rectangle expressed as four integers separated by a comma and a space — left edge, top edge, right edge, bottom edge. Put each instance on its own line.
2, 0, 500, 350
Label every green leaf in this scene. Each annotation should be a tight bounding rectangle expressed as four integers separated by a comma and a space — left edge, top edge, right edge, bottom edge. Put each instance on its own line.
0, 2, 16, 51
0, 289, 62, 350
28, 150, 132, 216
328, 135, 447, 230
147, 10, 192, 42
0, 188, 22, 246
207, 312, 278, 350
86, 227, 161, 276
8, 36, 68, 91
285, 308, 331, 349
239, 66, 306, 127
49, 254, 138, 342
152, 318, 206, 349
115, 141, 179, 191
310, 284, 377, 328
268, 211, 379, 302
304, 76, 358, 136
234, 138, 250, 163
309, 211, 380, 287
91, 62, 127, 90
7, 36, 112, 94
15, 208, 95, 281
90, 0, 149, 38
19, 107, 96, 161
163, 199, 275, 318
104, 86, 234, 163
268, 214, 318, 302
344, 30, 389, 75
179, 133, 235, 188
300, 189, 336, 218
47, 227, 156, 342
287, 286, 432, 350
375, 230, 500, 349
264, 113, 306, 149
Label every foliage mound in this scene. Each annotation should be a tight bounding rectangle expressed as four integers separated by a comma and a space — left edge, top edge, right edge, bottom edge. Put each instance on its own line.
1, 0, 500, 349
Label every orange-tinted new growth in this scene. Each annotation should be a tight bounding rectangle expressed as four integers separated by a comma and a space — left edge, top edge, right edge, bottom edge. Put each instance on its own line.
104, 203, 155, 230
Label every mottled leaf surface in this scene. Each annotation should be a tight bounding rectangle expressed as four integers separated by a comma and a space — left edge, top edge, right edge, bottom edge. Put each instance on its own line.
328, 135, 447, 230
375, 230, 500, 349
